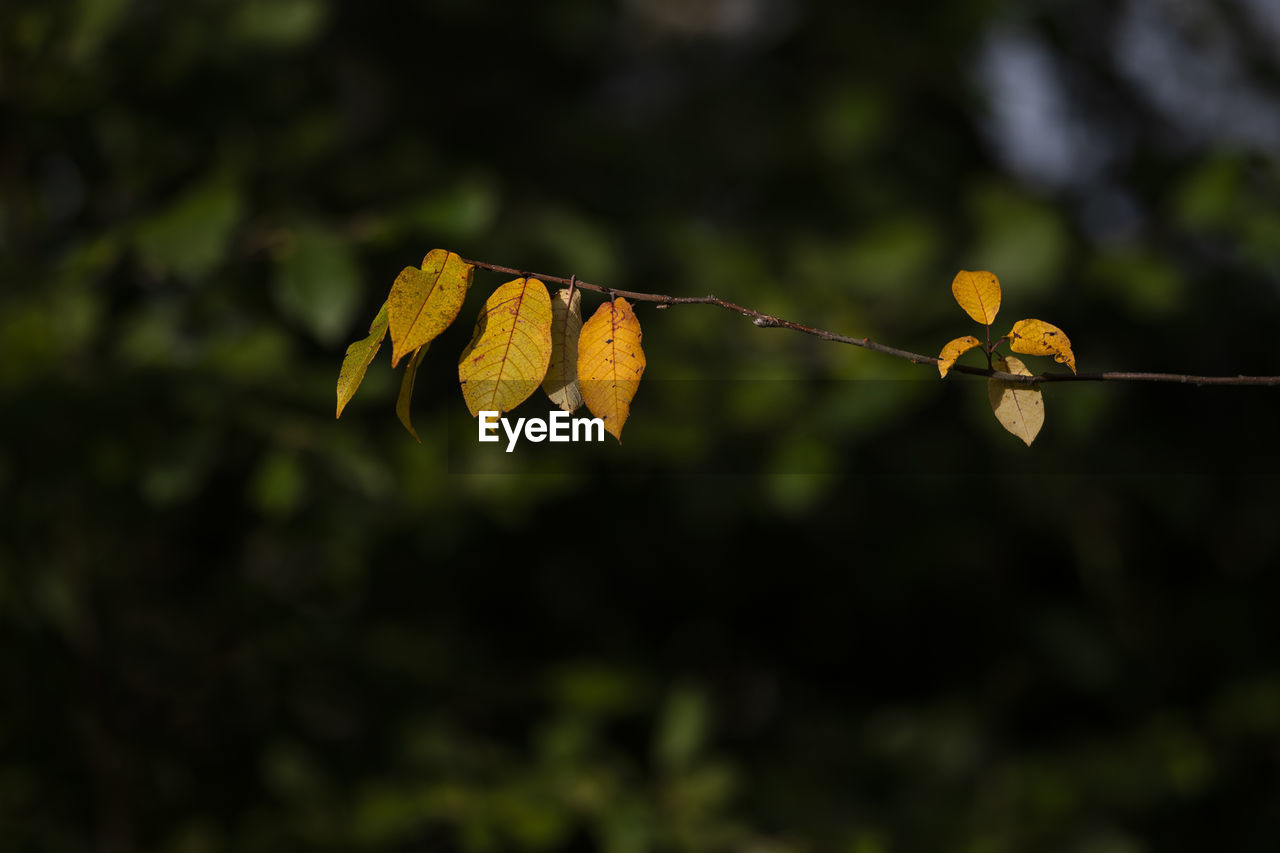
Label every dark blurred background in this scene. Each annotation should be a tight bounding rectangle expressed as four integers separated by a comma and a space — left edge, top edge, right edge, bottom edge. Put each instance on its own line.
4, 0, 1280, 850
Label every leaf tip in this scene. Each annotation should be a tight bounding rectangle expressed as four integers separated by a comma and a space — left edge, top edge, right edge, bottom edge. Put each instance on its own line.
396, 345, 429, 442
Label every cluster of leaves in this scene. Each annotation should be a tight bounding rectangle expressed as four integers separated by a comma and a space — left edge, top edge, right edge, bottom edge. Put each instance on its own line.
337, 254, 1080, 448
336, 250, 646, 441
938, 270, 1076, 445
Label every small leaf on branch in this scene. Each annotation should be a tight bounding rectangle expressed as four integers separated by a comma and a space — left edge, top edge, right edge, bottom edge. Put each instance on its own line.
1008, 318, 1076, 373
988, 355, 1044, 446
952, 270, 1002, 325
578, 297, 645, 441
335, 301, 389, 418
458, 277, 553, 416
396, 344, 429, 442
543, 287, 584, 412
937, 335, 982, 378
388, 249, 473, 367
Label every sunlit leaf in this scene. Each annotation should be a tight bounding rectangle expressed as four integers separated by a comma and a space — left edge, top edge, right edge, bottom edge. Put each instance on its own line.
543, 287, 584, 412
578, 297, 645, 441
388, 249, 473, 367
396, 344, 429, 442
937, 335, 982, 378
988, 355, 1043, 446
335, 302, 388, 418
952, 269, 1001, 325
1008, 318, 1076, 373
458, 278, 553, 416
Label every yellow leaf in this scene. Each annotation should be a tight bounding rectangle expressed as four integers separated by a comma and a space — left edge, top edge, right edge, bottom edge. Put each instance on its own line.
396, 344, 429, 442
1008, 318, 1076, 373
988, 355, 1044, 446
937, 334, 982, 378
458, 278, 553, 416
578, 297, 645, 442
543, 287, 584, 412
335, 301, 388, 418
952, 270, 1002, 325
388, 249, 473, 367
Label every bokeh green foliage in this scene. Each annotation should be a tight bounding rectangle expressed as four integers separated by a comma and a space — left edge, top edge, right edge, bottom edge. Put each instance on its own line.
4, 0, 1280, 850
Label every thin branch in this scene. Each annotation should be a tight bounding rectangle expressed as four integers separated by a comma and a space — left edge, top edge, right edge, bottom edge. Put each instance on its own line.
463, 258, 1280, 387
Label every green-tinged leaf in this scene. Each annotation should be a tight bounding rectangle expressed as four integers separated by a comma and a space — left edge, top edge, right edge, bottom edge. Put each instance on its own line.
458, 278, 553, 416
937, 335, 982, 378
1008, 318, 1076, 373
388, 249, 473, 367
951, 269, 1001, 325
655, 686, 709, 771
232, 0, 328, 47
578, 298, 645, 442
134, 178, 243, 279
248, 450, 306, 518
336, 302, 389, 418
396, 344, 429, 442
988, 355, 1044, 446
543, 287, 584, 412
274, 223, 361, 344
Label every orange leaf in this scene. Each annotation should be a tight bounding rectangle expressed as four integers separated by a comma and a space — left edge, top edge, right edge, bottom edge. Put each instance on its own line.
578, 298, 645, 442
952, 270, 1001, 325
937, 335, 982, 378
542, 287, 584, 412
987, 355, 1044, 446
1008, 318, 1076, 373
458, 278, 553, 416
388, 249, 473, 367
335, 301, 388, 418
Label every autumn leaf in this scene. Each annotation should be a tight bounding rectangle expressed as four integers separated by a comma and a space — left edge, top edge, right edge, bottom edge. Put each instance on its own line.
543, 287, 584, 412
388, 248, 473, 367
937, 335, 982, 378
952, 270, 1001, 325
1008, 318, 1076, 373
458, 277, 553, 416
988, 355, 1044, 446
578, 297, 645, 441
395, 344, 429, 442
335, 301, 389, 418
